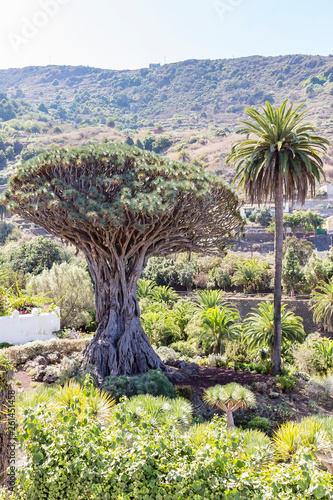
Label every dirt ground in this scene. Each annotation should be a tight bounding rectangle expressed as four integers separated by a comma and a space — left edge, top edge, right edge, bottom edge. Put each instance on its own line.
173, 366, 271, 394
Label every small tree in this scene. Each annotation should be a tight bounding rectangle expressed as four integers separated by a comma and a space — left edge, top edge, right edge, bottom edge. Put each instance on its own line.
200, 305, 240, 354
203, 383, 256, 428
244, 301, 305, 359
9, 236, 62, 275
283, 236, 314, 267
4, 144, 243, 377
282, 247, 304, 293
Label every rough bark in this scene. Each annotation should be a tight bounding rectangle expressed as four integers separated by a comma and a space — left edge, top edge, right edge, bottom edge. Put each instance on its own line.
227, 412, 235, 428
273, 174, 283, 375
82, 254, 163, 379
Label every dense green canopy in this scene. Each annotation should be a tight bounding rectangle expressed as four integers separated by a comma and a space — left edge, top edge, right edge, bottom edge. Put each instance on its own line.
3, 144, 243, 257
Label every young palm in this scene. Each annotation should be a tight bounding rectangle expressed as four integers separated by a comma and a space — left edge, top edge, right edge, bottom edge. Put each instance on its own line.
243, 301, 305, 359
136, 279, 156, 299
200, 305, 240, 354
227, 100, 329, 374
150, 285, 179, 305
310, 278, 333, 331
172, 299, 197, 340
203, 383, 256, 428
196, 289, 225, 310
232, 258, 265, 293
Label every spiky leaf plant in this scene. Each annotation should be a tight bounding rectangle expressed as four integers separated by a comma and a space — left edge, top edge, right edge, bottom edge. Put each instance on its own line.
121, 394, 193, 430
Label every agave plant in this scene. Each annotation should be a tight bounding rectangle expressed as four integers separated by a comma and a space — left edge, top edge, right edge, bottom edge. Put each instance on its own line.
273, 418, 332, 461
200, 305, 240, 355
313, 338, 333, 375
310, 279, 333, 331
17, 379, 115, 425
16, 385, 53, 423
203, 383, 256, 428
196, 289, 225, 310
299, 417, 332, 455
188, 422, 213, 448
122, 394, 193, 430
136, 279, 156, 299
150, 285, 179, 305
243, 301, 305, 360
240, 429, 275, 465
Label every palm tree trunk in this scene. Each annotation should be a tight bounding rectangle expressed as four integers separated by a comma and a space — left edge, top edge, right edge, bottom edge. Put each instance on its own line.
273, 174, 283, 375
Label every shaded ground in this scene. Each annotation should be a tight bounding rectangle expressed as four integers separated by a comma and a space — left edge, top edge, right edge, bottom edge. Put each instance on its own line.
173, 366, 333, 421
173, 366, 271, 395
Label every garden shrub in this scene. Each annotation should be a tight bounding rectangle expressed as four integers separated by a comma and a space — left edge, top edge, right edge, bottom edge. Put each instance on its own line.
247, 416, 271, 433
169, 340, 199, 357
154, 345, 179, 363
174, 385, 195, 400
11, 407, 333, 500
101, 369, 175, 400
28, 262, 95, 328
275, 375, 296, 393
224, 340, 252, 365
9, 236, 62, 275
0, 343, 12, 350
5, 338, 90, 366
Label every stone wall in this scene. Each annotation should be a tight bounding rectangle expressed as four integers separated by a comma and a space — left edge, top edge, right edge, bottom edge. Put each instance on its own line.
0, 308, 60, 345
225, 296, 317, 335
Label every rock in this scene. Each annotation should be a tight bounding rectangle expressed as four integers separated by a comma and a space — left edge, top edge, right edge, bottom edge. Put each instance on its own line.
268, 392, 280, 399
44, 375, 59, 384
165, 362, 199, 383
34, 370, 46, 382
182, 363, 200, 376
34, 355, 47, 367
165, 360, 187, 369
45, 352, 62, 364
23, 360, 37, 371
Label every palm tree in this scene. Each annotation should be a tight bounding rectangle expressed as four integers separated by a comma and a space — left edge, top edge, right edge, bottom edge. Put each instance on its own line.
203, 383, 256, 428
136, 279, 156, 299
196, 289, 225, 310
310, 278, 333, 332
172, 299, 196, 340
150, 285, 179, 305
227, 100, 329, 374
200, 305, 240, 354
177, 149, 190, 162
232, 258, 265, 293
243, 301, 305, 359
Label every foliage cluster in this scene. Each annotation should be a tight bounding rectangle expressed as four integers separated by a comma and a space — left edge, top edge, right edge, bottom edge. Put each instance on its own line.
101, 369, 175, 400
7, 381, 333, 499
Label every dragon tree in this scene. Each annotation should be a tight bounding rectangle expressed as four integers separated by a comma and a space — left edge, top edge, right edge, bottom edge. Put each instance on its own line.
3, 144, 243, 378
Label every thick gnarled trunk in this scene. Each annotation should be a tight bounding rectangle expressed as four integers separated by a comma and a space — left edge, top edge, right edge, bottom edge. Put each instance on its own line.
273, 175, 283, 375
83, 254, 163, 379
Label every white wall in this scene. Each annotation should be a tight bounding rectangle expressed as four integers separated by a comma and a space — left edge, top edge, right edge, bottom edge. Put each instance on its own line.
0, 307, 60, 345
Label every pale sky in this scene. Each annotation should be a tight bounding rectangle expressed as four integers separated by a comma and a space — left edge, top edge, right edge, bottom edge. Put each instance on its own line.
1, 0, 332, 70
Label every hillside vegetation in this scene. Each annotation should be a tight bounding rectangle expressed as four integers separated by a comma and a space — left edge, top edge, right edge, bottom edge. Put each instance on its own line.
1, 54, 333, 185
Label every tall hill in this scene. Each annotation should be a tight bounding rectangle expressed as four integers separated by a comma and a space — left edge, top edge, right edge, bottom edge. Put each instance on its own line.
1, 54, 333, 186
